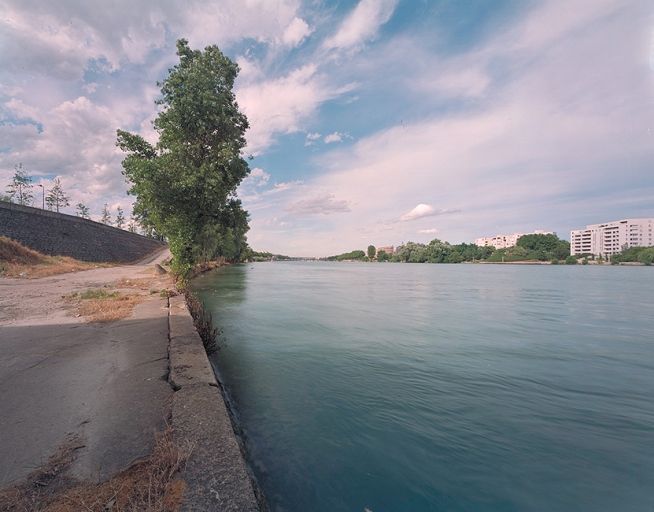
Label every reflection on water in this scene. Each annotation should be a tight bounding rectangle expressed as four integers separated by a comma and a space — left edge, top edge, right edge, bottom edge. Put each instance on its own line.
192, 262, 654, 512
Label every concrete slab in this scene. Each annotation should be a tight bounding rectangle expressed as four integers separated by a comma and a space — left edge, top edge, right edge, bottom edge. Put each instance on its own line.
169, 295, 217, 390
172, 384, 259, 512
0, 253, 173, 486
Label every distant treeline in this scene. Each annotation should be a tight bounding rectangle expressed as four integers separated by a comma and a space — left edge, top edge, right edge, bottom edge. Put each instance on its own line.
325, 250, 367, 261
325, 234, 572, 264
610, 246, 654, 265
248, 250, 294, 262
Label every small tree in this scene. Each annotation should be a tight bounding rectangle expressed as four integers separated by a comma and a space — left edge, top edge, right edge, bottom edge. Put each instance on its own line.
367, 245, 376, 260
76, 203, 90, 218
115, 206, 125, 229
127, 219, 137, 233
45, 178, 69, 212
101, 203, 112, 225
6, 163, 33, 206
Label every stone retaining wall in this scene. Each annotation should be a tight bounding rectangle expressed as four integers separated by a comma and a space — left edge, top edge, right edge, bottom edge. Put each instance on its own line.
0, 201, 164, 262
168, 295, 260, 511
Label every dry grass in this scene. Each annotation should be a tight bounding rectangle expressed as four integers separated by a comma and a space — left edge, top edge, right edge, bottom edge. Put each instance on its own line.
184, 290, 219, 355
67, 289, 145, 323
113, 277, 178, 301
0, 427, 188, 512
114, 277, 158, 290
0, 236, 105, 278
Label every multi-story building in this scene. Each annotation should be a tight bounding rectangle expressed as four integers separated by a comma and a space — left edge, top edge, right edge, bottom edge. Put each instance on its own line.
377, 245, 394, 255
475, 230, 553, 249
570, 218, 654, 257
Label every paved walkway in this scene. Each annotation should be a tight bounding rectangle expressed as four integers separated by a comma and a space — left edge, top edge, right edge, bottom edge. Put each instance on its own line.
0, 249, 174, 486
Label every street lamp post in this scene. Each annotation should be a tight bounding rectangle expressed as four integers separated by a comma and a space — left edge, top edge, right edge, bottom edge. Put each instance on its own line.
38, 184, 44, 209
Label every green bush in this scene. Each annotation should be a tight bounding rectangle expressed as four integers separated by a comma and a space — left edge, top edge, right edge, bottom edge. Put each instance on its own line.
565, 256, 577, 265
638, 248, 654, 266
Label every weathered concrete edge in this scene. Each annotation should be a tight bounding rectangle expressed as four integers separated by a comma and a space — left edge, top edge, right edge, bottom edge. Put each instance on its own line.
168, 295, 260, 511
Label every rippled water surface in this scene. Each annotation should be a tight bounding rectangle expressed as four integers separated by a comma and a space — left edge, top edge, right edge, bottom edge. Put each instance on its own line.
192, 262, 654, 512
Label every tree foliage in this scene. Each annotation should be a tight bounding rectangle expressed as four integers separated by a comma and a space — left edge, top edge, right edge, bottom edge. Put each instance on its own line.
367, 245, 376, 259
76, 203, 90, 218
377, 250, 390, 262
516, 233, 570, 260
117, 39, 251, 276
115, 206, 125, 229
488, 234, 570, 262
326, 235, 572, 265
611, 246, 654, 265
392, 240, 493, 263
326, 250, 367, 261
6, 163, 33, 206
45, 178, 69, 212
101, 203, 112, 225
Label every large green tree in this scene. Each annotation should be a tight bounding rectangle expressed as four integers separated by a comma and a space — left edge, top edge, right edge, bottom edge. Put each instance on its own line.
117, 39, 251, 276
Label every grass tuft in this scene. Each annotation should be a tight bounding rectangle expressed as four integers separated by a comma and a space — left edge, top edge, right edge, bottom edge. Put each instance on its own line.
67, 288, 144, 323
184, 290, 219, 355
0, 426, 188, 512
78, 288, 119, 300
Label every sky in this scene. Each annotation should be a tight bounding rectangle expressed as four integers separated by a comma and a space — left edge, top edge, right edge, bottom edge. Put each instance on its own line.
1, 0, 653, 256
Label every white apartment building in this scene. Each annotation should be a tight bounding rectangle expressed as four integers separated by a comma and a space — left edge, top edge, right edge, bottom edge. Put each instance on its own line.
475, 230, 553, 249
570, 218, 654, 257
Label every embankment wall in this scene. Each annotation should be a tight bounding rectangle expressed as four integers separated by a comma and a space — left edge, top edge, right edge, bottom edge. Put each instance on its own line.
0, 201, 164, 262
168, 295, 260, 511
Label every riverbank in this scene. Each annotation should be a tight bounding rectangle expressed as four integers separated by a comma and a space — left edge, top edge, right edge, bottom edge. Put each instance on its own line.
168, 294, 260, 510
0, 250, 259, 510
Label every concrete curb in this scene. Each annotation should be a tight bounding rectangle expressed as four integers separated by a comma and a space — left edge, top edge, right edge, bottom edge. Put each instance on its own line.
168, 295, 259, 511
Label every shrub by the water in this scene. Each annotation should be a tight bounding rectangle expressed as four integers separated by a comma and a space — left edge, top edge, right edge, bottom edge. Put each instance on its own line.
184, 290, 219, 354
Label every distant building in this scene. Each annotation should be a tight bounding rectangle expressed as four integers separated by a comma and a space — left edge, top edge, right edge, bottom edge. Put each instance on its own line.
377, 245, 394, 255
570, 218, 654, 257
475, 230, 553, 249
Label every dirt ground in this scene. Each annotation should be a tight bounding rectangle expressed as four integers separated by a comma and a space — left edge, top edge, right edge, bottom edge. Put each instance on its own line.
0, 248, 182, 507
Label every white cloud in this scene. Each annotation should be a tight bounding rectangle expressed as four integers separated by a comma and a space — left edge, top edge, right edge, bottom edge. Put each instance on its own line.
83, 82, 99, 94
238, 65, 348, 154
243, 167, 271, 188
0, 0, 305, 79
282, 17, 312, 47
305, 132, 322, 146
418, 68, 490, 99
323, 0, 398, 51
324, 132, 343, 144
400, 204, 458, 222
245, 0, 654, 256
400, 203, 436, 222
0, 94, 147, 217
274, 181, 302, 192
5, 98, 40, 120
285, 194, 351, 215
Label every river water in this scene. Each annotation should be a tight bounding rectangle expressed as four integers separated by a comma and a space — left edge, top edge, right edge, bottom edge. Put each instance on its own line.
192, 262, 654, 512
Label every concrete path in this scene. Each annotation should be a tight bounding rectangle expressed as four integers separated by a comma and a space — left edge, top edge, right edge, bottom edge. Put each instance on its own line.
0, 248, 173, 486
